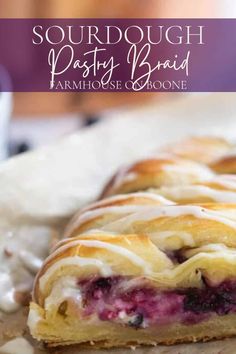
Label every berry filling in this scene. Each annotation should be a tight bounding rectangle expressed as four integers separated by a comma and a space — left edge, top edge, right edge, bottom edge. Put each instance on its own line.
166, 250, 187, 264
70, 277, 236, 328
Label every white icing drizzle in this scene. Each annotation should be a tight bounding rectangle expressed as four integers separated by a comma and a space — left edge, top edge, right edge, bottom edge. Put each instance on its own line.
74, 204, 171, 229
102, 205, 236, 233
0, 338, 34, 354
19, 250, 43, 274
39, 256, 112, 293
108, 156, 185, 191
110, 157, 213, 191
159, 185, 236, 202
65, 192, 174, 237
183, 243, 236, 258
44, 276, 82, 310
82, 191, 174, 209
163, 163, 214, 181
77, 206, 158, 224
68, 193, 174, 235
40, 239, 152, 294
0, 274, 19, 313
210, 175, 236, 190
78, 240, 152, 274
56, 238, 151, 273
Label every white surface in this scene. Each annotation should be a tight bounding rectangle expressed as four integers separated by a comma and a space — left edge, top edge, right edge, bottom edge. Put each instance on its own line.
10, 114, 82, 150
0, 338, 33, 354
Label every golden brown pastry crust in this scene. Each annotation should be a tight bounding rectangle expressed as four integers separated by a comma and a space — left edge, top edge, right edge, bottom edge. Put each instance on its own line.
100, 156, 214, 198
97, 203, 236, 253
162, 136, 232, 164
155, 175, 236, 204
210, 155, 236, 174
64, 191, 174, 238
162, 135, 236, 174
65, 199, 236, 252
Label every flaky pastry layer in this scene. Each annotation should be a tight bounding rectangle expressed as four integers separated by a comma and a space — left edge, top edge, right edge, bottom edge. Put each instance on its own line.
64, 191, 174, 237
162, 136, 232, 165
65, 203, 236, 254
155, 175, 236, 203
100, 156, 214, 198
161, 135, 236, 174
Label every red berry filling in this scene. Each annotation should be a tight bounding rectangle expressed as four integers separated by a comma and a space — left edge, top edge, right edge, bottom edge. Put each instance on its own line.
77, 276, 236, 328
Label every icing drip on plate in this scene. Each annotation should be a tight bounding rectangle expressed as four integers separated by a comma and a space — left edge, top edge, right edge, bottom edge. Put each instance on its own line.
0, 226, 51, 313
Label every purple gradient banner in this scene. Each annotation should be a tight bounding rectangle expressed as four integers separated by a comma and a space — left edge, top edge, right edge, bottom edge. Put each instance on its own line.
0, 19, 236, 92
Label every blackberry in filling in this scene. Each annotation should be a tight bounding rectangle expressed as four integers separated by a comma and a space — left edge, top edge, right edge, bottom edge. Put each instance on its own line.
183, 280, 236, 316
76, 276, 236, 329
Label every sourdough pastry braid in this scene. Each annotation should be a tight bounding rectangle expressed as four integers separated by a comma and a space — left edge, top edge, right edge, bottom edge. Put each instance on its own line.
28, 135, 236, 349
100, 155, 214, 198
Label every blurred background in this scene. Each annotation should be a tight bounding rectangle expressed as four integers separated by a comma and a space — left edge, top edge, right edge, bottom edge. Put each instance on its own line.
0, 0, 235, 158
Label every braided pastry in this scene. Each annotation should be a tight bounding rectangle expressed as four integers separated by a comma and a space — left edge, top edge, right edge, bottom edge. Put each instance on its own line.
100, 156, 214, 198
29, 226, 236, 347
155, 175, 236, 203
65, 176, 236, 239
162, 136, 236, 174
28, 135, 236, 348
162, 136, 232, 164
65, 191, 174, 238
65, 203, 236, 252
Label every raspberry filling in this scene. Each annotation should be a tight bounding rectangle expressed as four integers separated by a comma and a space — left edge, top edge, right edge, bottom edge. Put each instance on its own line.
76, 277, 236, 328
